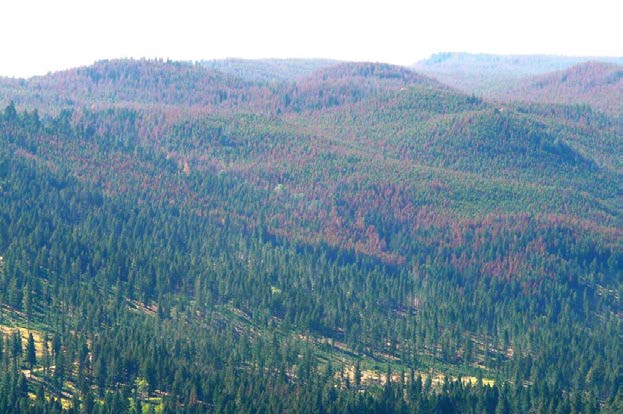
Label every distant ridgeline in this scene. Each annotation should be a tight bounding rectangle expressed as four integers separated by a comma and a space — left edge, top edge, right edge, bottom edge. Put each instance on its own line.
413, 52, 623, 106
0, 58, 621, 413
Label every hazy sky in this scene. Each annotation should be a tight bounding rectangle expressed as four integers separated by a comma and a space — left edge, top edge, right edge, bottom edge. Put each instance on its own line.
1, 0, 622, 77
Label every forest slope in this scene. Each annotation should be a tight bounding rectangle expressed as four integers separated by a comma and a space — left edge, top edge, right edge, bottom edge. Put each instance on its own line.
0, 59, 621, 413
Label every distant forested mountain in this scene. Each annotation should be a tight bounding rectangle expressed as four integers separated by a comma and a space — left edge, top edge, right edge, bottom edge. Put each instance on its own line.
0, 59, 277, 111
200, 58, 340, 82
493, 61, 623, 115
414, 52, 623, 93
0, 57, 621, 413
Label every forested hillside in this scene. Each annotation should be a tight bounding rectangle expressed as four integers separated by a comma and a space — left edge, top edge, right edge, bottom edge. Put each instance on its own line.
494, 62, 623, 115
0, 59, 621, 413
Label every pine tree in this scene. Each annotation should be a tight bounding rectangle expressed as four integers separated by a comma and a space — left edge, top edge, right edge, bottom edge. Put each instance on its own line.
354, 360, 362, 388
25, 332, 36, 370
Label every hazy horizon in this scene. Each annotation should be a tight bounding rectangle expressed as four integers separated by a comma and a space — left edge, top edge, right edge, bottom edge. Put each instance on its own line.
3, 51, 623, 81
2, 0, 622, 77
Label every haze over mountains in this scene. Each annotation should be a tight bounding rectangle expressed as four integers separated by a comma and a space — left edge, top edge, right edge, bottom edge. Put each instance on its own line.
3, 52, 623, 114
493, 61, 623, 115
413, 52, 623, 95
200, 58, 340, 82
0, 54, 621, 413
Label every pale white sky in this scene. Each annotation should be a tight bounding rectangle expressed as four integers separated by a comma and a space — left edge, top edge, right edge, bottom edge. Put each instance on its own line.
1, 0, 621, 78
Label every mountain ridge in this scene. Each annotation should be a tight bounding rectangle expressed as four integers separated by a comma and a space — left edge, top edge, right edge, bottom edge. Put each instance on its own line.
494, 61, 623, 114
